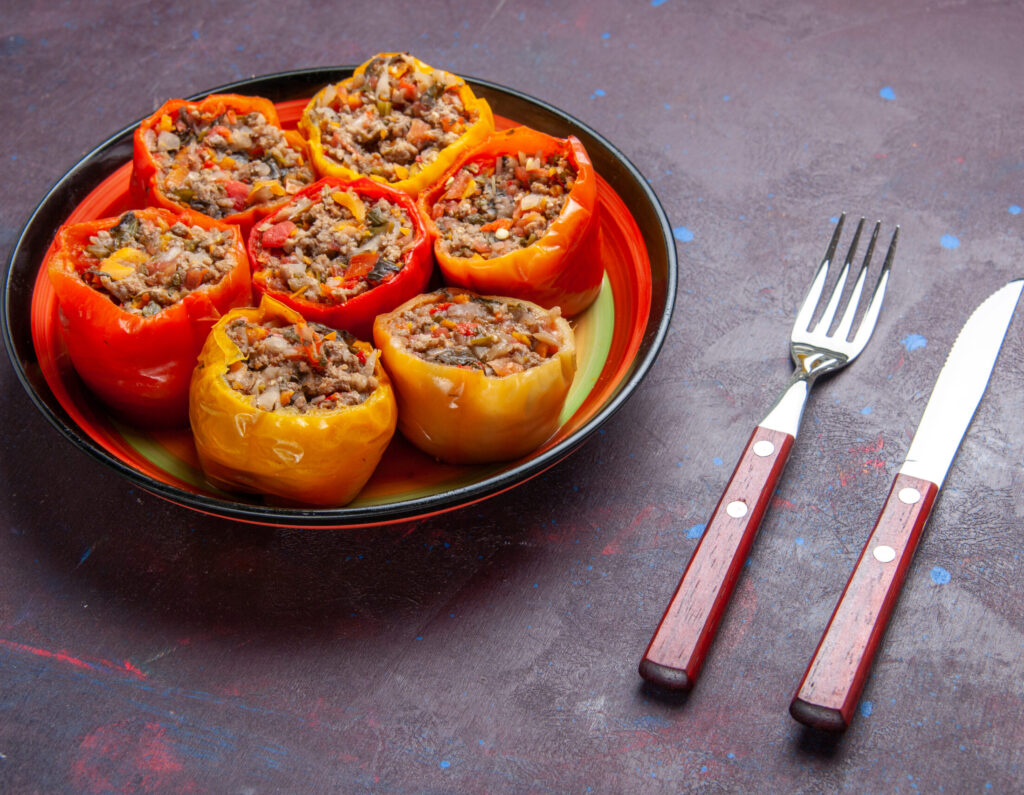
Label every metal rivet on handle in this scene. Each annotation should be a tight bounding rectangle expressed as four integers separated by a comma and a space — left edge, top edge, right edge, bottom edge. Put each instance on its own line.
753, 440, 775, 457
726, 500, 748, 519
898, 487, 921, 505
873, 545, 897, 563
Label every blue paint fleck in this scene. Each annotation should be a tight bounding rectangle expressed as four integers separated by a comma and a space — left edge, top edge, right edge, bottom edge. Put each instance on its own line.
901, 334, 927, 351
591, 89, 606, 99
712, 457, 723, 466
192, 29, 199, 39
651, 0, 670, 6
722, 95, 731, 101
795, 537, 805, 546
673, 226, 694, 242
601, 32, 611, 39
940, 234, 960, 249
440, 760, 451, 770
861, 406, 873, 415
879, 86, 896, 100
930, 566, 951, 585
701, 765, 708, 773
830, 215, 840, 224
861, 700, 874, 717
686, 524, 706, 539
1010, 205, 1022, 215
727, 752, 735, 759
78, 547, 93, 564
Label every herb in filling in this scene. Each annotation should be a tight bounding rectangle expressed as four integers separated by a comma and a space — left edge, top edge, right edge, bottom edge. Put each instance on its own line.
388, 290, 564, 377
143, 106, 314, 218
307, 53, 476, 182
431, 151, 575, 258
80, 211, 237, 317
224, 317, 378, 413
254, 184, 413, 305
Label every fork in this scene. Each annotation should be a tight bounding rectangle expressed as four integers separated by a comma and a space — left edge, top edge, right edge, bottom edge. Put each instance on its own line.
639, 213, 899, 692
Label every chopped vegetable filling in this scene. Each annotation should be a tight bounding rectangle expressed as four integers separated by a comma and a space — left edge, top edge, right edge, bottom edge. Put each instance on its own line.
387, 290, 564, 377
224, 317, 378, 413
431, 150, 575, 258
254, 184, 413, 305
306, 53, 477, 182
80, 211, 237, 316
142, 106, 314, 218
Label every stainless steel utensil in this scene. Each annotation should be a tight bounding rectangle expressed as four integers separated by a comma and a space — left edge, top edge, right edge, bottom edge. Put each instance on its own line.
790, 278, 1023, 731
640, 214, 899, 692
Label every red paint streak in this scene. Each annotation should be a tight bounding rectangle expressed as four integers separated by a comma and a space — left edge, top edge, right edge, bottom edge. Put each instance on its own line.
601, 504, 667, 555
771, 496, 797, 510
0, 638, 147, 680
72, 721, 195, 793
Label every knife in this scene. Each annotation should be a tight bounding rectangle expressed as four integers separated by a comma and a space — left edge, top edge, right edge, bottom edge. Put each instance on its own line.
789, 278, 1024, 732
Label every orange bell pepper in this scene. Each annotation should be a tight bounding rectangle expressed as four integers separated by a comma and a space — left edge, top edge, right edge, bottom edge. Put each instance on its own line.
131, 94, 315, 236
417, 126, 603, 317
189, 295, 397, 506
298, 52, 494, 196
46, 207, 252, 426
372, 288, 576, 464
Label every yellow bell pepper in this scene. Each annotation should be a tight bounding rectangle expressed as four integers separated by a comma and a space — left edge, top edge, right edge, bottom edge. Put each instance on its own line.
189, 295, 397, 506
372, 289, 576, 464
299, 52, 494, 196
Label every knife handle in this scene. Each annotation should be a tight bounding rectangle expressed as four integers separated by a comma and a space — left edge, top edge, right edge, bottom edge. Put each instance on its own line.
790, 473, 938, 731
639, 426, 794, 691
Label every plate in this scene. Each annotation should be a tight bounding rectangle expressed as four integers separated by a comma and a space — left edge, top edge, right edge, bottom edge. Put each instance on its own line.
2, 68, 677, 528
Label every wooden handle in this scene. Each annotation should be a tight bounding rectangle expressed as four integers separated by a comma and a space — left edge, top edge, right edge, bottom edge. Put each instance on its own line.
790, 472, 938, 731
639, 426, 794, 691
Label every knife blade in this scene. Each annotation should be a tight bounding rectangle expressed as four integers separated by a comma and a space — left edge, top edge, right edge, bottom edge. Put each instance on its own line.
789, 278, 1024, 732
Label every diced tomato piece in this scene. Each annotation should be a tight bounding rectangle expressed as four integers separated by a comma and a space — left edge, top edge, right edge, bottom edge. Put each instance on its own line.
479, 218, 512, 233
406, 119, 432, 147
442, 170, 473, 201
344, 251, 379, 281
260, 220, 296, 248
455, 322, 478, 336
428, 302, 452, 315
223, 180, 250, 210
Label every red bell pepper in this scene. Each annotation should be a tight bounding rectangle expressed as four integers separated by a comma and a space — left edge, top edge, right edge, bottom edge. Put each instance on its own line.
248, 177, 434, 340
46, 207, 252, 426
130, 94, 315, 237
418, 126, 603, 317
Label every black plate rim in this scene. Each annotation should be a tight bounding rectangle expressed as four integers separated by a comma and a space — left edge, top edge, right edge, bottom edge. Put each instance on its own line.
2, 66, 677, 528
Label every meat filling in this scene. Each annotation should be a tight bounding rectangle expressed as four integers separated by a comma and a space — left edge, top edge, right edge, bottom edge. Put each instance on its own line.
254, 184, 414, 305
80, 211, 237, 316
224, 317, 378, 413
431, 151, 575, 258
142, 106, 314, 218
387, 290, 564, 377
306, 53, 477, 182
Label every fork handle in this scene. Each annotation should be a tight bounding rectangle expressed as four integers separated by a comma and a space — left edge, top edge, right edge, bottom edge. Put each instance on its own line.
790, 473, 937, 731
639, 426, 794, 691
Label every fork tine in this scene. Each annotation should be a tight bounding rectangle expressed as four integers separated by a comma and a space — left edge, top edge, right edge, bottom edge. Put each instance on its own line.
793, 213, 845, 333
850, 225, 899, 353
834, 220, 879, 341
812, 217, 864, 335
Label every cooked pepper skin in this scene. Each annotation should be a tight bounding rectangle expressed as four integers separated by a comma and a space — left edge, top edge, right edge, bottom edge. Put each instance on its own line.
418, 126, 604, 317
46, 207, 252, 426
189, 295, 397, 507
372, 289, 576, 465
298, 53, 495, 196
248, 177, 434, 340
130, 94, 311, 236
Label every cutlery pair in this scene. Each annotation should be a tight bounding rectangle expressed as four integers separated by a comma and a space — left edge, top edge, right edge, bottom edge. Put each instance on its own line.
638, 214, 1023, 732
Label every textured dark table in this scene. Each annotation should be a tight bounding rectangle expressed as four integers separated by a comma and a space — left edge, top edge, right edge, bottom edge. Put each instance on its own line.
2, 2, 1023, 792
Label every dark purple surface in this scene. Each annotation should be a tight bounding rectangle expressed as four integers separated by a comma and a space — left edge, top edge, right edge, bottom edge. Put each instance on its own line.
2, 2, 1023, 792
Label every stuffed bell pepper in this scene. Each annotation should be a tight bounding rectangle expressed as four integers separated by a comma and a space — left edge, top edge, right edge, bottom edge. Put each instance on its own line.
299, 52, 494, 196
418, 126, 603, 317
373, 288, 576, 464
248, 176, 433, 340
46, 207, 252, 426
131, 94, 316, 235
189, 295, 397, 507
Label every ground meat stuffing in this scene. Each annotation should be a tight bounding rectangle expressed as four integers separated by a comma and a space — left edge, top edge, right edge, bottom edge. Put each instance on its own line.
306, 53, 477, 182
388, 290, 564, 377
254, 184, 414, 305
224, 317, 378, 413
142, 106, 314, 218
80, 211, 237, 316
431, 151, 575, 258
